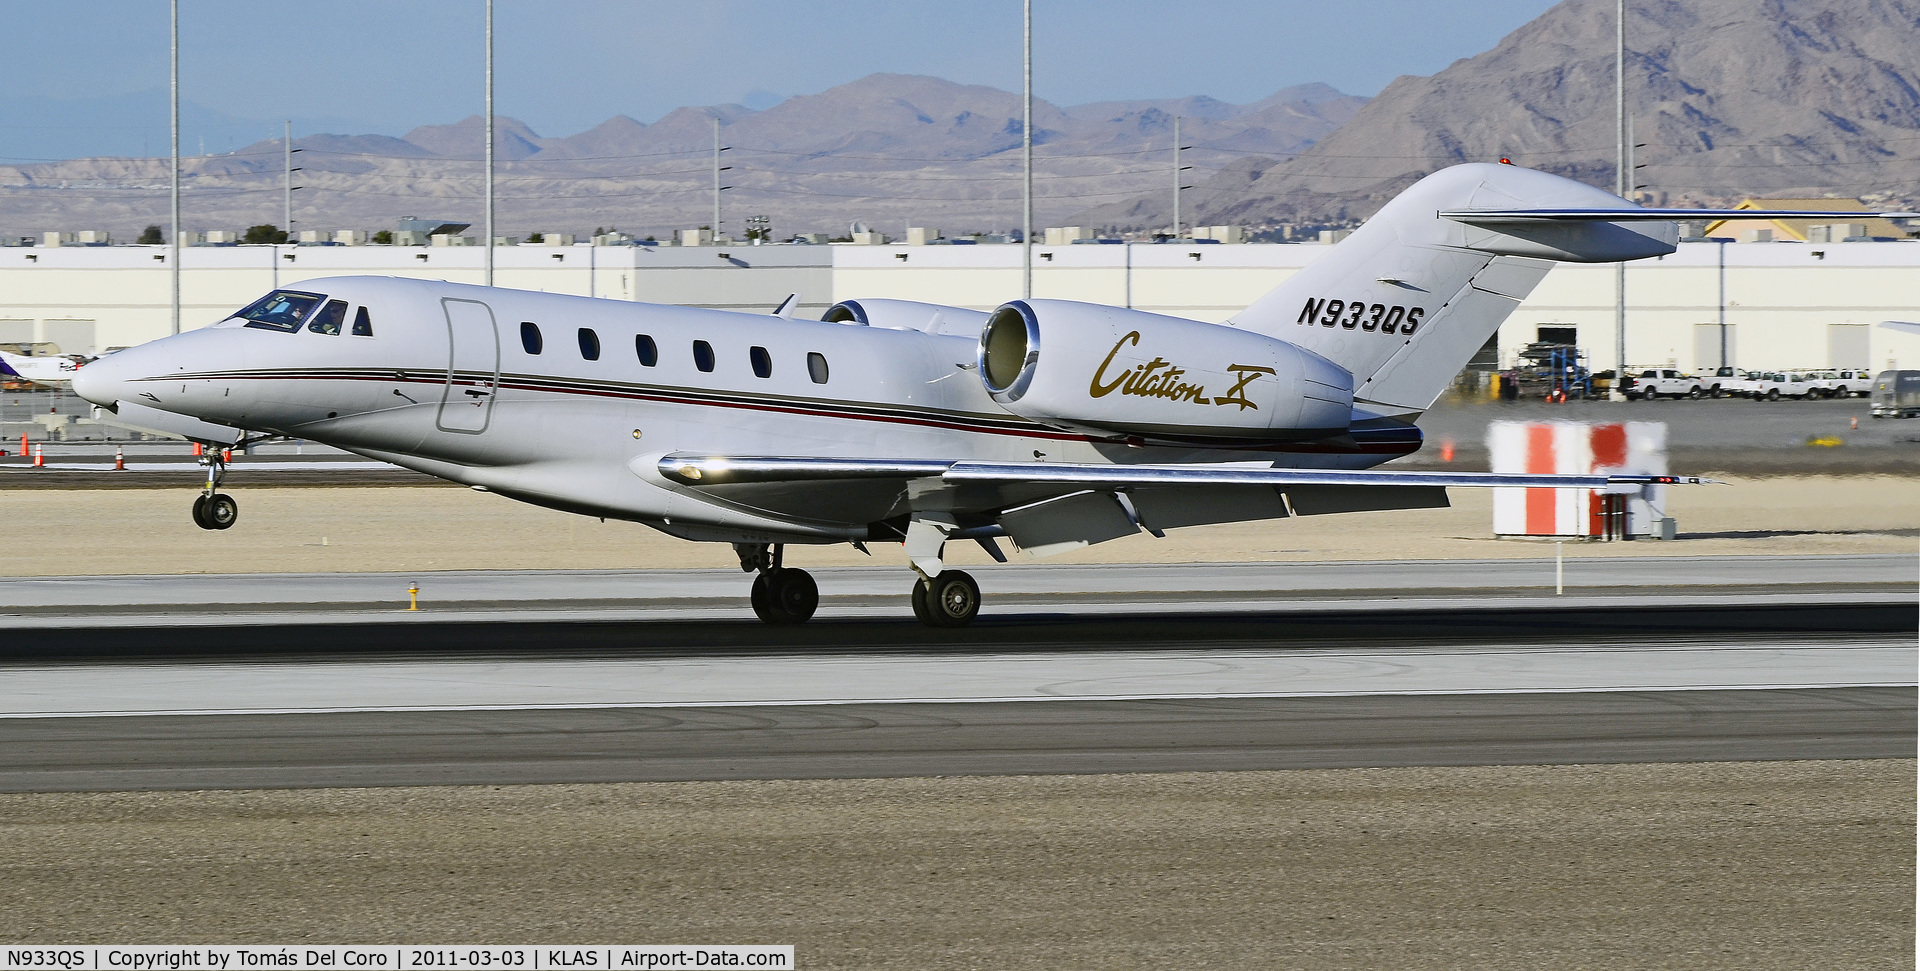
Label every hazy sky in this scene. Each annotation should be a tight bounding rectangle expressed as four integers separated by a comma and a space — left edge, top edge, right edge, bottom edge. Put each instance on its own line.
2, 0, 1561, 157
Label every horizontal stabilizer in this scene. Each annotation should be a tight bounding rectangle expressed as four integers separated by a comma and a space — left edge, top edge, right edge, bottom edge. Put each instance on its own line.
1441, 207, 1920, 224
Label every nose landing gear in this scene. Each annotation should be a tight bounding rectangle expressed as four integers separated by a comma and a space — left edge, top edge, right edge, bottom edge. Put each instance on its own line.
736, 543, 818, 625
191, 446, 238, 530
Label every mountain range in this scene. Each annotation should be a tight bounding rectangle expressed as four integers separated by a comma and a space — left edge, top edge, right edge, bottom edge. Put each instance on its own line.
2, 0, 1914, 242
1079, 0, 1920, 231
0, 76, 1364, 241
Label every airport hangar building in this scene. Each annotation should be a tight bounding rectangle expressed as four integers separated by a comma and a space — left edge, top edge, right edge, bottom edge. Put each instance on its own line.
2, 238, 1917, 377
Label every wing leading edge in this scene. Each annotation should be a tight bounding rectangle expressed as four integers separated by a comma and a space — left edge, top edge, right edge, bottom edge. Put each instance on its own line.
656, 454, 1711, 490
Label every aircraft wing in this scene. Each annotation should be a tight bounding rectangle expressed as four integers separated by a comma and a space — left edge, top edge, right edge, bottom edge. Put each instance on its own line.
655, 454, 1708, 559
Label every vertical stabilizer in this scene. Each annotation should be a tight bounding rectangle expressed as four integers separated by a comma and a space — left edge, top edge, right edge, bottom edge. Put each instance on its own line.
1229, 163, 1674, 418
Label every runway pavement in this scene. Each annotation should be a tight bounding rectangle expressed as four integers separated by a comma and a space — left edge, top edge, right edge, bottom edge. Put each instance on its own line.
1, 553, 1911, 628
0, 555, 1910, 791
1, 689, 1909, 792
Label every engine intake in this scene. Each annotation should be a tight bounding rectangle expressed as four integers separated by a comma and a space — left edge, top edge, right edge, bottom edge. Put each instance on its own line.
823, 298, 987, 337
978, 299, 1353, 443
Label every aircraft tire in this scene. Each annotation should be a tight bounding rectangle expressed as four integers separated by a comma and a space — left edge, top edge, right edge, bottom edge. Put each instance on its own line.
191, 495, 211, 529
769, 567, 818, 624
205, 493, 239, 530
750, 572, 779, 624
910, 577, 934, 625
917, 570, 980, 628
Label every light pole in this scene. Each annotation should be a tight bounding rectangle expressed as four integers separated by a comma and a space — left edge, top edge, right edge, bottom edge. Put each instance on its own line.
1717, 240, 1728, 369
169, 0, 179, 335
485, 0, 494, 286
283, 120, 302, 241
1172, 115, 1192, 240
712, 118, 731, 241
1022, 0, 1032, 299
1613, 0, 1627, 395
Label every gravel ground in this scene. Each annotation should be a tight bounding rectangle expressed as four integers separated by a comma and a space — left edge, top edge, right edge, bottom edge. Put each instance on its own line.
0, 761, 1909, 968
0, 474, 1913, 577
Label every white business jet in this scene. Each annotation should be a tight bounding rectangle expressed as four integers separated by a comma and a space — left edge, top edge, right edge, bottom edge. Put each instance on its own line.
72, 162, 1900, 626
0, 348, 86, 389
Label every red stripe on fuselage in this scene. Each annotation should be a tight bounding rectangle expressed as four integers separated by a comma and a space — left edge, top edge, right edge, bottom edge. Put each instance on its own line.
141, 370, 1422, 456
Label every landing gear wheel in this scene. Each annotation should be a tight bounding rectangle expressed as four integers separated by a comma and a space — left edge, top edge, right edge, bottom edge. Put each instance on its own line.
750, 571, 776, 622
914, 570, 980, 628
769, 567, 818, 624
750, 567, 817, 625
910, 578, 934, 625
191, 495, 210, 529
202, 493, 238, 530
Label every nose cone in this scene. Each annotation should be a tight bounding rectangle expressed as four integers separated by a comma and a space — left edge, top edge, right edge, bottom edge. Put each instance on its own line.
70, 351, 130, 407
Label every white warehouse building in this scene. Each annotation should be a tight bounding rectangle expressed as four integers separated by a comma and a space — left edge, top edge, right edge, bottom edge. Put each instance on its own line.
1, 240, 1916, 375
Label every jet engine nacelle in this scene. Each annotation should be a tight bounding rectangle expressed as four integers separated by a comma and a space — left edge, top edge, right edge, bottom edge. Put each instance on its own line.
823, 298, 989, 338
977, 299, 1354, 443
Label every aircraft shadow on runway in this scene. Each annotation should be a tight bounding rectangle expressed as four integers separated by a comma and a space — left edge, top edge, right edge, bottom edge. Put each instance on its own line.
5, 601, 1913, 663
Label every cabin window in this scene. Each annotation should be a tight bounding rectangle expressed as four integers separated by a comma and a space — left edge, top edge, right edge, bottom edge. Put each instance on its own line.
807, 352, 829, 385
578, 327, 601, 361
351, 306, 373, 336
235, 290, 324, 332
693, 340, 715, 372
308, 299, 347, 335
521, 321, 543, 355
636, 334, 657, 366
749, 345, 772, 378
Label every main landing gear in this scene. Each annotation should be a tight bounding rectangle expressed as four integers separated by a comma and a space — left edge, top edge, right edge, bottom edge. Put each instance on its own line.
732, 542, 984, 628
911, 570, 980, 628
190, 446, 238, 530
736, 543, 819, 625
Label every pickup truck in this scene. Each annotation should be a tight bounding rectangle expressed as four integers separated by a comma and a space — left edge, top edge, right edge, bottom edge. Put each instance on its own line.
1625, 368, 1709, 400
1717, 370, 1765, 398
1705, 366, 1740, 397
1749, 371, 1822, 400
1808, 368, 1874, 398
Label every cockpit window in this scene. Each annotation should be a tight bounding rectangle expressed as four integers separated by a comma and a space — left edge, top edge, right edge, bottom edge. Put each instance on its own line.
309, 299, 348, 335
351, 306, 373, 337
235, 290, 325, 332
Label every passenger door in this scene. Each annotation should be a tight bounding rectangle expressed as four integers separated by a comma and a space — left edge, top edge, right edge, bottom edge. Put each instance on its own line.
437, 298, 500, 433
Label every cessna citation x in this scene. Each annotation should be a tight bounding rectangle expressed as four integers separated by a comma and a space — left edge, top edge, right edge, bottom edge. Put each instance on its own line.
72, 162, 1899, 626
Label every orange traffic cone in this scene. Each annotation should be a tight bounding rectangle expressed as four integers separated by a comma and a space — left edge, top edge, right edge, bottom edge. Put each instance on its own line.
114, 446, 125, 471
31, 443, 43, 468
192, 442, 203, 457
221, 448, 232, 463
